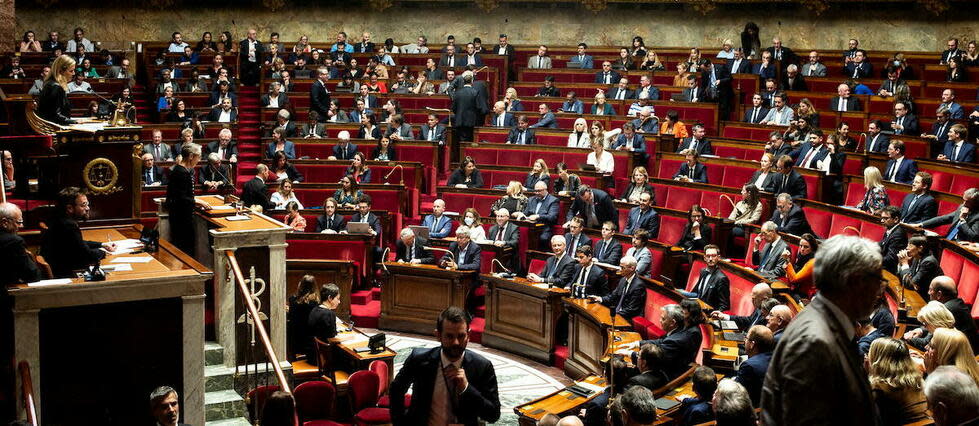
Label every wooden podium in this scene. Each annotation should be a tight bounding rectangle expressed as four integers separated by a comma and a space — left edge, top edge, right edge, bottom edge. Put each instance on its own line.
379, 263, 477, 334
480, 274, 566, 364
563, 298, 632, 380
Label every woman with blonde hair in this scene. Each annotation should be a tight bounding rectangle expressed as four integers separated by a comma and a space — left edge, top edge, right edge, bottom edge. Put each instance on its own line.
866, 338, 930, 425
619, 166, 654, 204
925, 327, 979, 386
568, 118, 592, 148
38, 55, 77, 125
904, 301, 956, 350
524, 159, 550, 191
717, 39, 736, 59
587, 140, 615, 181
270, 178, 303, 210
672, 61, 691, 86
795, 98, 820, 128
490, 180, 528, 214
504, 87, 523, 112
591, 92, 616, 116
855, 166, 890, 214
639, 51, 665, 71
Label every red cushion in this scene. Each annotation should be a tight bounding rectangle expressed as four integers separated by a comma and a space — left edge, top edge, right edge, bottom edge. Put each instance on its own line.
294, 381, 335, 422
354, 407, 391, 425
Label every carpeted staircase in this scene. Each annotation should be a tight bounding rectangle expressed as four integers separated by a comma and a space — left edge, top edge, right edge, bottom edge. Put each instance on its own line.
234, 86, 262, 185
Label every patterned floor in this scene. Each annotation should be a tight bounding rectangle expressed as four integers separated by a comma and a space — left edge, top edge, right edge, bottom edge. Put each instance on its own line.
384, 335, 566, 425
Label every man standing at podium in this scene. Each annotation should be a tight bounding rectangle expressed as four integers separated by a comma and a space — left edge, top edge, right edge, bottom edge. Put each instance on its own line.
41, 187, 115, 278
390, 306, 501, 425
396, 228, 434, 265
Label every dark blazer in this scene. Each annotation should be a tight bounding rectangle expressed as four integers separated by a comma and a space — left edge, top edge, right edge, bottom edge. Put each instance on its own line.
607, 87, 636, 100
208, 107, 238, 122
315, 213, 347, 233
419, 124, 446, 143
358, 126, 382, 140
260, 93, 290, 108
370, 146, 397, 162
736, 351, 773, 406
891, 114, 919, 135
676, 137, 713, 156
749, 170, 777, 192
40, 215, 106, 278
446, 169, 484, 188
0, 233, 42, 285
523, 194, 560, 241
771, 205, 814, 236
673, 162, 708, 183
793, 143, 829, 168
639, 325, 703, 379
310, 80, 332, 121
566, 264, 609, 297
142, 165, 167, 186
731, 308, 766, 331
506, 127, 536, 145
829, 96, 861, 112
771, 171, 808, 200
942, 141, 976, 163
438, 53, 462, 67
752, 238, 789, 280
487, 223, 519, 249
566, 188, 617, 226
208, 91, 239, 107
350, 212, 383, 236
679, 86, 708, 103
624, 206, 661, 237
944, 298, 979, 351
843, 61, 873, 79
900, 192, 938, 225
619, 183, 655, 204
451, 85, 485, 128
690, 267, 730, 311
921, 205, 979, 242
395, 238, 435, 264
879, 226, 909, 273
677, 223, 712, 252
627, 369, 669, 391
743, 106, 769, 124
780, 75, 808, 92
489, 112, 516, 128
37, 80, 75, 125
867, 133, 891, 153
883, 158, 918, 184
727, 58, 752, 74
447, 241, 481, 271
899, 254, 943, 298
424, 68, 445, 80
563, 232, 593, 256
241, 177, 272, 212
678, 397, 714, 426
594, 70, 621, 85
390, 347, 500, 426
601, 275, 646, 319
524, 173, 550, 191
538, 254, 576, 287
593, 238, 623, 266
332, 143, 358, 161
306, 305, 338, 361
761, 295, 877, 426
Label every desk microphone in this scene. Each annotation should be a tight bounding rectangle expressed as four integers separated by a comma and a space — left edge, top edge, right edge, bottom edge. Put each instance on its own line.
380, 247, 390, 274
492, 258, 514, 278
424, 246, 454, 268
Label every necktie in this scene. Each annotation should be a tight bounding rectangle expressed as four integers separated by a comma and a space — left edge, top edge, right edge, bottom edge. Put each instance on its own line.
431, 216, 440, 232
520, 131, 525, 145
808, 66, 813, 76
782, 175, 788, 191
759, 244, 772, 268
614, 277, 632, 314
908, 195, 919, 212
888, 160, 899, 181
695, 270, 709, 294
575, 266, 589, 298
546, 257, 559, 279
602, 239, 612, 258
688, 165, 695, 179
617, 90, 625, 100
429, 129, 435, 141
496, 226, 505, 242
751, 107, 759, 122
154, 145, 161, 159
497, 115, 504, 126
327, 216, 333, 230
947, 223, 961, 240
458, 245, 465, 266
953, 144, 961, 161
801, 146, 818, 168
362, 214, 368, 223
853, 65, 859, 78
691, 88, 698, 102
579, 55, 584, 63
604, 73, 610, 84
569, 235, 577, 254
408, 244, 414, 262
145, 169, 151, 183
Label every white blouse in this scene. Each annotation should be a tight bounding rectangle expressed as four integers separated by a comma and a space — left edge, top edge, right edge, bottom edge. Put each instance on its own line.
587, 151, 615, 175
270, 192, 303, 210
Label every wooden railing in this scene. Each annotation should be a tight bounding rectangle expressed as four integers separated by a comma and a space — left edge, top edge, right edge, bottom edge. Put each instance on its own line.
225, 250, 291, 394
18, 361, 38, 426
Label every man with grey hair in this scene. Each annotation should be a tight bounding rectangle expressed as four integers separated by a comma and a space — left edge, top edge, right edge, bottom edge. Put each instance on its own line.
150, 385, 187, 426
591, 255, 645, 319
261, 80, 289, 108
765, 305, 793, 342
762, 235, 883, 425
637, 304, 702, 379
200, 152, 231, 191
751, 220, 788, 280
396, 227, 434, 265
141, 153, 165, 186
0, 202, 41, 285
713, 379, 755, 424
924, 366, 979, 426
488, 208, 518, 250
770, 192, 814, 236
443, 226, 481, 271
615, 385, 658, 425
913, 187, 979, 242
206, 128, 238, 163
330, 130, 357, 161
275, 108, 297, 138
527, 234, 575, 287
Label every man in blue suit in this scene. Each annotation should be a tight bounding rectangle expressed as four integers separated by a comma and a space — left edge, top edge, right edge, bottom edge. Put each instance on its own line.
884, 140, 918, 184
591, 255, 645, 319
735, 325, 774, 406
613, 122, 648, 162
516, 181, 560, 244
331, 131, 358, 160
566, 245, 608, 298
624, 192, 660, 237
563, 217, 593, 257
938, 124, 975, 163
793, 131, 829, 170
489, 101, 515, 127
636, 304, 703, 380
594, 61, 621, 85
743, 94, 769, 124
593, 221, 623, 266
677, 367, 718, 426
529, 104, 557, 129
422, 199, 454, 239
676, 124, 713, 155
505, 116, 536, 145
900, 172, 939, 224
443, 226, 482, 271
527, 235, 576, 287
568, 43, 594, 69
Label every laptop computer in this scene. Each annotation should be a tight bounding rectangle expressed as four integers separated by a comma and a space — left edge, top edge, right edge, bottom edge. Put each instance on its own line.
346, 222, 372, 234
409, 225, 430, 240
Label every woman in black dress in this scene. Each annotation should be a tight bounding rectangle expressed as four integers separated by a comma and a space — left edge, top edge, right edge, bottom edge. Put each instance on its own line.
37, 55, 77, 125
165, 142, 208, 255
287, 275, 319, 360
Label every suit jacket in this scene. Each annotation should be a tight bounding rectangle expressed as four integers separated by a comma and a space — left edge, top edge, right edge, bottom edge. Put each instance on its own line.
780, 75, 808, 92
942, 141, 976, 163
451, 85, 484, 128
446, 169, 484, 188
676, 137, 714, 156
743, 106, 770, 124
844, 61, 873, 79
883, 158, 918, 184
395, 238, 435, 264
636, 85, 660, 100
530, 112, 557, 129
315, 213, 347, 233
673, 162, 708, 183
793, 143, 829, 169
727, 58, 752, 74
351, 212, 383, 237
829, 96, 862, 112
332, 143, 358, 161
736, 351, 773, 406
143, 143, 174, 161
772, 171, 808, 200
765, 46, 797, 64
439, 53, 462, 68
390, 347, 500, 426
594, 70, 621, 85
506, 127, 536, 145
749, 169, 777, 192
566, 263, 609, 297
900, 192, 938, 225
527, 55, 551, 69
40, 215, 106, 278
626, 369, 669, 391
639, 325, 703, 379
922, 205, 979, 242
945, 298, 979, 351
731, 308, 766, 331
447, 241, 481, 271
891, 114, 919, 135
691, 267, 730, 311
142, 165, 166, 186
538, 254, 576, 286
607, 87, 636, 100
310, 80, 332, 121
761, 294, 877, 426
601, 275, 646, 319
566, 189, 617, 226
491, 44, 515, 59
355, 41, 375, 53
421, 214, 453, 239
260, 93, 290, 108
679, 86, 708, 103
487, 223, 519, 249
301, 122, 326, 138
593, 238, 623, 266
241, 177, 272, 212
489, 112, 516, 128
205, 141, 239, 161
752, 238, 789, 280
898, 254, 942, 298
208, 107, 238, 122
677, 223, 712, 252
624, 206, 661, 237
771, 205, 814, 237
266, 141, 296, 159
801, 62, 827, 77
419, 124, 446, 143
0, 232, 42, 285
563, 232, 594, 256
879, 226, 909, 273
568, 54, 594, 69
867, 133, 891, 153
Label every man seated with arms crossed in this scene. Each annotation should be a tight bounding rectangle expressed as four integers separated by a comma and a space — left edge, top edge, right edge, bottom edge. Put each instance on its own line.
527, 235, 576, 287
395, 227, 435, 265
592, 221, 623, 266
735, 325, 774, 407
678, 244, 730, 311
634, 302, 703, 380
909, 187, 979, 242
514, 181, 559, 245
751, 221, 789, 280
589, 255, 645, 320
421, 199, 453, 239
710, 283, 773, 331
566, 245, 608, 299
442, 226, 481, 271
41, 187, 117, 278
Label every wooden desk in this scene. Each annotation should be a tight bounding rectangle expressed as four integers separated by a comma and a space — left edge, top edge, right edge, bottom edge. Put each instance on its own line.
563, 298, 632, 380
480, 274, 568, 364
514, 375, 607, 426
9, 225, 211, 425
885, 270, 925, 321
332, 322, 397, 377
379, 263, 477, 334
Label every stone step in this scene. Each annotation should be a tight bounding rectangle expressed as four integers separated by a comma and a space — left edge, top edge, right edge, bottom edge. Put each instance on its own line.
204, 390, 247, 422
205, 341, 224, 366
205, 417, 252, 426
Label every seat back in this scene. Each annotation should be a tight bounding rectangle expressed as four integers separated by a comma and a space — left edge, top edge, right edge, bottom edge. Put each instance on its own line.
369, 360, 390, 397
246, 385, 281, 422
294, 381, 336, 422
528, 258, 547, 276
348, 370, 381, 412
315, 337, 339, 383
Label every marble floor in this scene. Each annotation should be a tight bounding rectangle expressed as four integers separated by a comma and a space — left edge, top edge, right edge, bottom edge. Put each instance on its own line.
361, 329, 573, 425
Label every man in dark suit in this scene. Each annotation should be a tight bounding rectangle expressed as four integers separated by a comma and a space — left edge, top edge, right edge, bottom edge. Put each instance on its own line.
439, 44, 461, 68
444, 226, 481, 271
626, 343, 670, 391
779, 64, 807, 91
594, 61, 621, 85
260, 81, 290, 108
743, 94, 769, 124
592, 255, 645, 319
752, 221, 790, 280
762, 236, 885, 426
41, 187, 113, 278
793, 131, 829, 169
208, 98, 238, 122
884, 140, 919, 184
390, 307, 500, 426
771, 194, 814, 237
566, 246, 608, 298
241, 165, 272, 212
678, 76, 706, 103
772, 155, 808, 200
566, 185, 616, 229
351, 195, 383, 237
451, 74, 484, 143
310, 69, 332, 123
355, 32, 375, 54
419, 114, 447, 144
916, 188, 979, 242
608, 78, 635, 101
516, 182, 560, 244
491, 34, 516, 63
623, 192, 660, 237
395, 227, 435, 264
563, 217, 593, 257
0, 203, 41, 285
766, 305, 793, 343
866, 120, 891, 153
900, 172, 939, 225
926, 276, 979, 351
879, 206, 909, 274
673, 150, 708, 184
898, 236, 944, 300
890, 102, 919, 136
735, 325, 774, 406
676, 123, 713, 155
315, 199, 346, 234
843, 50, 872, 79
829, 83, 861, 112
711, 283, 773, 332
527, 235, 576, 287
939, 124, 976, 163
764, 38, 797, 67
941, 38, 963, 64
150, 386, 191, 426
331, 132, 358, 160
141, 153, 167, 186
239, 29, 264, 86
727, 48, 751, 74
488, 101, 516, 127
680, 245, 730, 311
637, 304, 702, 379
591, 221, 624, 266
487, 208, 519, 250
505, 116, 535, 145
462, 43, 484, 67
676, 367, 717, 426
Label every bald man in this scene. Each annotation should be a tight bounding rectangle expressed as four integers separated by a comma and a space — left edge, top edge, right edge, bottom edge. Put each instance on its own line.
490, 101, 515, 127
422, 199, 453, 239
766, 305, 794, 342
928, 276, 979, 351
711, 283, 773, 331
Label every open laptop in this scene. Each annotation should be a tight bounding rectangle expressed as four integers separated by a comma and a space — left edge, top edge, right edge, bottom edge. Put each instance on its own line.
409, 225, 430, 240
346, 222, 372, 234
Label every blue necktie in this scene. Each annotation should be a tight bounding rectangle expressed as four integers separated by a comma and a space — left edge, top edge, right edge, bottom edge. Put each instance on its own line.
947, 223, 961, 240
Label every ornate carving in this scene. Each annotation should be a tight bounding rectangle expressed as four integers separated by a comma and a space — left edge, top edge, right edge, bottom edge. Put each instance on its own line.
83, 157, 123, 195
262, 0, 286, 11
920, 0, 949, 15
475, 0, 500, 12
581, 0, 608, 13
688, 0, 716, 14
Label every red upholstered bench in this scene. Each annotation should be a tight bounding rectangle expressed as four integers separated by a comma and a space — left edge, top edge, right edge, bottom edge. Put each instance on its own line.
286, 237, 370, 283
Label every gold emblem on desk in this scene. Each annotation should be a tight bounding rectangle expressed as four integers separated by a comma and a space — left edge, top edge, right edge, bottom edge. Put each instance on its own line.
83, 157, 122, 194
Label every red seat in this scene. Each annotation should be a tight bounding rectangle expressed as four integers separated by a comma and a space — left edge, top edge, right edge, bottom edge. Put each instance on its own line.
294, 381, 336, 423
246, 385, 281, 422
349, 371, 391, 425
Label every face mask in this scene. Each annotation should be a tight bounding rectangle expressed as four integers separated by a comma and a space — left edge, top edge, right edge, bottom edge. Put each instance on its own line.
464, 217, 475, 226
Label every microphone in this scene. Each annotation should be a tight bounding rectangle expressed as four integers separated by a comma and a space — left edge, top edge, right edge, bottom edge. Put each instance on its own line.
859, 132, 868, 153
718, 194, 737, 209
424, 246, 454, 268
380, 247, 390, 274
492, 258, 514, 278
383, 164, 404, 185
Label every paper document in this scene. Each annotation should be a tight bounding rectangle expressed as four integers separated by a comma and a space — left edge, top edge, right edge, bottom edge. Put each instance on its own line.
209, 205, 235, 210
225, 215, 251, 221
102, 264, 133, 272
532, 283, 550, 289
27, 279, 73, 287
111, 256, 154, 263
576, 381, 607, 394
